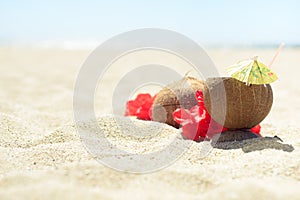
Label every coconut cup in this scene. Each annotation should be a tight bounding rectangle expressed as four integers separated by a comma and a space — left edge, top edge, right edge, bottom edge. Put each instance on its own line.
203, 77, 273, 130
151, 76, 205, 128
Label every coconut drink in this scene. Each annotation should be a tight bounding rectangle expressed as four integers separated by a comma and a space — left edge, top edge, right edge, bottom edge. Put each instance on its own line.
203, 44, 282, 130
203, 77, 273, 129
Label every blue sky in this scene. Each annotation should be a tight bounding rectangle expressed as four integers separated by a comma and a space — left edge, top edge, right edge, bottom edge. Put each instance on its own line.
0, 0, 299, 46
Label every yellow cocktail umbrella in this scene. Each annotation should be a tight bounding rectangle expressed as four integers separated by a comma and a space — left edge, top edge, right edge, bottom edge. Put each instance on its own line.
227, 44, 283, 85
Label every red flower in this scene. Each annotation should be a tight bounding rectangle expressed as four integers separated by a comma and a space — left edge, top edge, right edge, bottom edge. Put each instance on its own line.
173, 90, 260, 141
173, 106, 227, 141
125, 93, 156, 120
173, 91, 227, 141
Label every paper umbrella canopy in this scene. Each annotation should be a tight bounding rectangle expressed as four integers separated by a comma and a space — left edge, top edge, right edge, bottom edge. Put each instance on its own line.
226, 55, 278, 85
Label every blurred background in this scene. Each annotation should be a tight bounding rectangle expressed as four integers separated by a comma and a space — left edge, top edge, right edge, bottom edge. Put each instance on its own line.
1, 0, 299, 48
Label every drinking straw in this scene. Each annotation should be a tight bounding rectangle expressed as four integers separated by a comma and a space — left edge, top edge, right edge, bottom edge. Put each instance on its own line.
268, 43, 284, 67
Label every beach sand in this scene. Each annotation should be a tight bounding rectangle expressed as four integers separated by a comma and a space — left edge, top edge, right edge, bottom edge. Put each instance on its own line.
0, 47, 300, 199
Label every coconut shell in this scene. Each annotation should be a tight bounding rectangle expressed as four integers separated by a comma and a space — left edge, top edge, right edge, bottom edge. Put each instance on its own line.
151, 76, 205, 128
203, 77, 273, 129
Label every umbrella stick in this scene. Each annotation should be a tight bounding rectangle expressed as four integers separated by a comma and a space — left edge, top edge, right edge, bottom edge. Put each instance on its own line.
268, 43, 284, 67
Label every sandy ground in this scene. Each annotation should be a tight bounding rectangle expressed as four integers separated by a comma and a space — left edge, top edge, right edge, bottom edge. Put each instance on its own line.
0, 47, 300, 199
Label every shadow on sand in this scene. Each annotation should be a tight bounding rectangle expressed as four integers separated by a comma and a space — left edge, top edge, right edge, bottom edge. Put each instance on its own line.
212, 130, 294, 153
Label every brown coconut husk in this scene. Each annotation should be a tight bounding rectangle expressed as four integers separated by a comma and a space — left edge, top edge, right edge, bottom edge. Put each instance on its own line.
203, 77, 273, 129
151, 76, 205, 128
